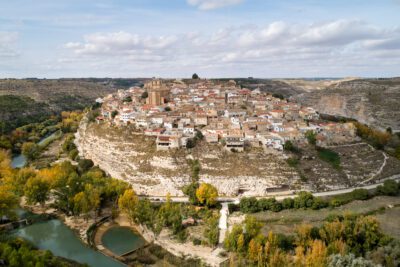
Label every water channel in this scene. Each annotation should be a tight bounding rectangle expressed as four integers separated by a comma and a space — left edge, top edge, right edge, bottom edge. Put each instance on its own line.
11, 131, 60, 168
13, 219, 126, 267
8, 131, 145, 267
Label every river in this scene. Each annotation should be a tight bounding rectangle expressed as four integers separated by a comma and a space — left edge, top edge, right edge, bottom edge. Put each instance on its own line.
13, 219, 126, 267
11, 131, 60, 169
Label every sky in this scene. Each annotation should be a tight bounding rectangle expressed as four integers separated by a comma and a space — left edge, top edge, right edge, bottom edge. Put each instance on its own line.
0, 0, 399, 78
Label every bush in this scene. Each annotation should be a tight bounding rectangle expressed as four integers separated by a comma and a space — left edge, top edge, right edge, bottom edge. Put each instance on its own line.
78, 159, 94, 172
351, 189, 370, 200
284, 140, 300, 153
239, 197, 260, 213
329, 188, 371, 207
282, 198, 294, 209
257, 198, 277, 211
270, 202, 283, 212
311, 197, 329, 210
376, 179, 400, 196
62, 134, 76, 152
305, 130, 317, 145
294, 191, 314, 209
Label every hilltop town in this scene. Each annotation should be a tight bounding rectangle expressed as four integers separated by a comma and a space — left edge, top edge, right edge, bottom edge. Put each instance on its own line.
96, 78, 356, 152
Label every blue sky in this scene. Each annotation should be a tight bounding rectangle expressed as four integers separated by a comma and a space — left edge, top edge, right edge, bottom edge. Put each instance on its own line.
1, 0, 399, 78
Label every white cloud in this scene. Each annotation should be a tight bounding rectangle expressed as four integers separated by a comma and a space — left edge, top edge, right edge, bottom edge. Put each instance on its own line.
65, 31, 178, 56
187, 0, 244, 10
0, 31, 19, 57
62, 19, 400, 77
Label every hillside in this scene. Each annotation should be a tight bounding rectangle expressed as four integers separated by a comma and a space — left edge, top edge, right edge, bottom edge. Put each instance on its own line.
0, 78, 145, 132
75, 118, 400, 197
291, 78, 400, 131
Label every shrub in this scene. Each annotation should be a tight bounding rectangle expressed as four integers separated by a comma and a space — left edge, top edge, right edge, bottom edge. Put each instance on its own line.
305, 130, 317, 145
257, 198, 276, 211
376, 179, 400, 196
351, 189, 370, 200
78, 159, 94, 172
311, 197, 328, 210
293, 191, 314, 209
270, 201, 283, 212
284, 140, 300, 153
282, 198, 294, 209
239, 197, 260, 213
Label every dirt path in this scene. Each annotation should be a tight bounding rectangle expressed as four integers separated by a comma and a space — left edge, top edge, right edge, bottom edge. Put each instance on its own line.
218, 202, 228, 244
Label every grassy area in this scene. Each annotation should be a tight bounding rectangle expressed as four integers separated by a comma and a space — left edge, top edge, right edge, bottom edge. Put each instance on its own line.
376, 206, 400, 239
317, 147, 341, 169
251, 196, 400, 238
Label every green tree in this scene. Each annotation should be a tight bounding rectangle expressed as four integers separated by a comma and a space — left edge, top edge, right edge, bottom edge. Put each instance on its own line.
192, 73, 199, 79
224, 224, 243, 251
78, 159, 94, 173
282, 198, 294, 209
294, 191, 314, 209
73, 184, 100, 221
73, 192, 90, 217
21, 142, 40, 160
245, 215, 263, 239
24, 176, 50, 205
376, 179, 399, 196
182, 182, 199, 205
284, 140, 298, 152
239, 197, 260, 213
204, 215, 219, 247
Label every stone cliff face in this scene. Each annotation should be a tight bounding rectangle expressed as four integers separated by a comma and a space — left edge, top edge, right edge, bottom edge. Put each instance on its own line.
75, 119, 399, 196
292, 79, 400, 131
75, 120, 300, 197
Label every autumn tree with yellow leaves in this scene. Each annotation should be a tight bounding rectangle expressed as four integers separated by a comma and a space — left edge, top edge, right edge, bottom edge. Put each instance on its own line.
118, 188, 139, 223
196, 183, 218, 207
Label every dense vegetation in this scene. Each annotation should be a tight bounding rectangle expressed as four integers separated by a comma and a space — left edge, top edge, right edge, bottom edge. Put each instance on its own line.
0, 110, 82, 156
0, 149, 130, 220
229, 183, 400, 214
354, 122, 400, 160
0, 237, 86, 267
118, 185, 220, 244
0, 95, 52, 134
224, 214, 400, 266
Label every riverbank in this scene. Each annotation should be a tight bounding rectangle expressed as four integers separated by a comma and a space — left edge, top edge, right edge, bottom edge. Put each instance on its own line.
20, 196, 97, 244
118, 214, 228, 267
